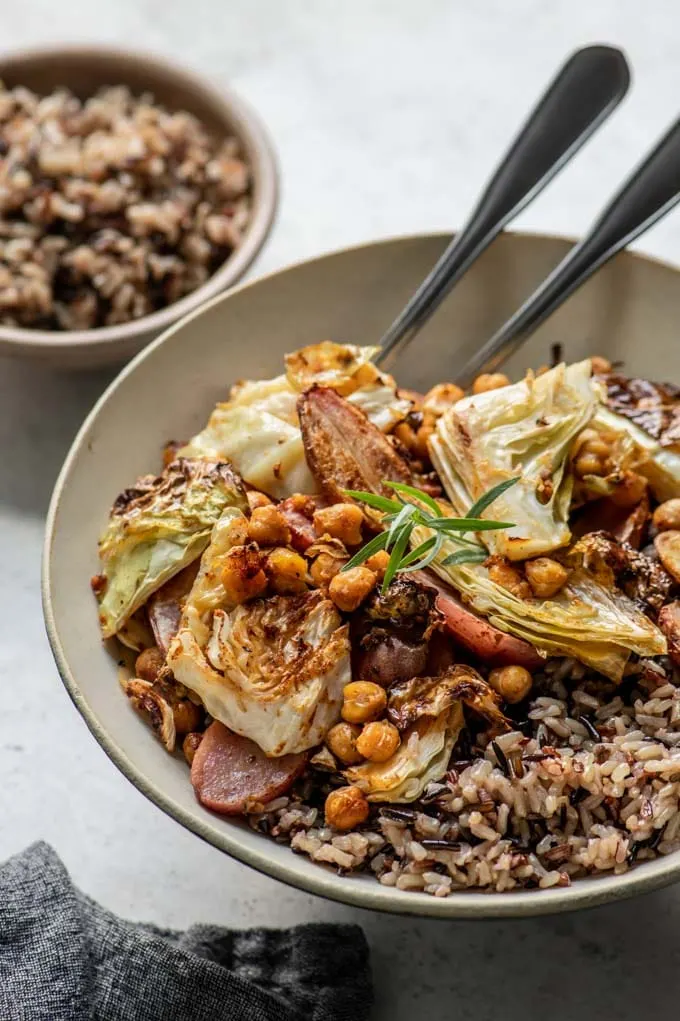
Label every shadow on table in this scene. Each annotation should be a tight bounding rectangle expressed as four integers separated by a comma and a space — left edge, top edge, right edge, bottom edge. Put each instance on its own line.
358, 881, 680, 1021
0, 356, 115, 517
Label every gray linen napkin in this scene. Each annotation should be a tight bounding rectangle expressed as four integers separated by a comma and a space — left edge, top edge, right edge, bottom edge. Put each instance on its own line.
0, 843, 372, 1021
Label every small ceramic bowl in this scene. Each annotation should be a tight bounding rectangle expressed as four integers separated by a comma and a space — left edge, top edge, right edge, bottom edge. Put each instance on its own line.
43, 231, 680, 919
0, 45, 278, 368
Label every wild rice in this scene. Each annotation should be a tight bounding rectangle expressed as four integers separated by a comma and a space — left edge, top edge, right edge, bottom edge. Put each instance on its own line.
0, 84, 251, 330
249, 660, 680, 896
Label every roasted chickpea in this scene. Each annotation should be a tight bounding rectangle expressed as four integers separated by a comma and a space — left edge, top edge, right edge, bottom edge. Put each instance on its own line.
365, 549, 390, 579
353, 362, 377, 388
135, 646, 165, 683
225, 515, 250, 546
488, 664, 533, 704
609, 471, 648, 509
413, 419, 435, 461
313, 503, 364, 546
590, 355, 612, 375
221, 545, 268, 603
329, 565, 377, 612
326, 721, 363, 765
341, 681, 387, 723
182, 731, 203, 766
324, 785, 370, 830
173, 699, 203, 736
573, 427, 599, 452
654, 530, 680, 583
355, 720, 401, 762
246, 489, 273, 511
423, 382, 465, 417
265, 547, 308, 594
288, 493, 316, 516
247, 504, 291, 546
472, 372, 510, 395
487, 558, 532, 600
394, 421, 419, 455
309, 552, 347, 589
525, 557, 569, 599
653, 498, 680, 532
574, 452, 605, 478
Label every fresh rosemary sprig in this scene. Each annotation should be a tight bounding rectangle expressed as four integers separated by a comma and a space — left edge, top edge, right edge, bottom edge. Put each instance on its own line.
342, 476, 518, 593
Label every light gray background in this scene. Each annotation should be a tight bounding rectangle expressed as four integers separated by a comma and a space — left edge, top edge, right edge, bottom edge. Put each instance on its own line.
3, 2, 680, 1017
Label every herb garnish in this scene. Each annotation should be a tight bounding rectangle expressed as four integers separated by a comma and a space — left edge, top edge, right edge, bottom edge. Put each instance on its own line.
342, 477, 519, 592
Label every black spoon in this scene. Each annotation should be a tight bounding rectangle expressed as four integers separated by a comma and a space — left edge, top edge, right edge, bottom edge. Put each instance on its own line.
376, 44, 630, 370
455, 115, 680, 387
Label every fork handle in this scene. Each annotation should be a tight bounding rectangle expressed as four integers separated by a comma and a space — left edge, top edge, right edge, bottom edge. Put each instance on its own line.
458, 115, 680, 387
377, 45, 630, 369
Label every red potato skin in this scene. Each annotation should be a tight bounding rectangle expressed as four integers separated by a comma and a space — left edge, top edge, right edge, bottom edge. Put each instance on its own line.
277, 497, 318, 552
147, 562, 200, 654
410, 570, 543, 670
435, 591, 544, 669
354, 636, 429, 687
191, 721, 308, 815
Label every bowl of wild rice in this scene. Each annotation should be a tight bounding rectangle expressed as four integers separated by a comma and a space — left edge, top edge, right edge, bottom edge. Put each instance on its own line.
44, 231, 680, 918
0, 45, 277, 367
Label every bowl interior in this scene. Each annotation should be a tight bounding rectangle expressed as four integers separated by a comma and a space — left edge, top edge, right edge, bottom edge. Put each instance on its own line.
44, 232, 680, 917
0, 47, 277, 366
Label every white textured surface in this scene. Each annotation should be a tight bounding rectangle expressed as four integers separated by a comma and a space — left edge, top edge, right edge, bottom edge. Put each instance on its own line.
4, 3, 680, 1018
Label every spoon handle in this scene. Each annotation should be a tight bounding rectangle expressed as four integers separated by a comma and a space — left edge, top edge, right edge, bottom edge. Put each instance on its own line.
376, 45, 630, 369
457, 116, 680, 387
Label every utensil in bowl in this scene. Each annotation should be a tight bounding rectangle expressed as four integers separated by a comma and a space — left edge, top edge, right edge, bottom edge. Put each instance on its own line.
0, 44, 278, 369
377, 44, 630, 369
456, 115, 680, 386
44, 231, 680, 918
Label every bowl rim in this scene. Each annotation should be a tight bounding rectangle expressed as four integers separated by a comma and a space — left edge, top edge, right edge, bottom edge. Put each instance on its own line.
42, 229, 680, 918
0, 42, 278, 354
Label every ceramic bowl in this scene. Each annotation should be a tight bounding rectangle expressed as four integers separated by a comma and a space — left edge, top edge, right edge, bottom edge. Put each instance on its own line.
43, 231, 680, 917
0, 45, 277, 368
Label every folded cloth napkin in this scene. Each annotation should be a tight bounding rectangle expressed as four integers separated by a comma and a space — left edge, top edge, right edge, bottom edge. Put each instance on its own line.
0, 843, 372, 1021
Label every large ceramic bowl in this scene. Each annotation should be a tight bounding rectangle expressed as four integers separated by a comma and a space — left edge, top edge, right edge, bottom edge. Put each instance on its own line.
43, 232, 680, 917
0, 45, 277, 368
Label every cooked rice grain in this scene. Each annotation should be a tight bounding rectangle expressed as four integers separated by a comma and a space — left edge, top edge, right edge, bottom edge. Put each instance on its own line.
249, 663, 680, 895
0, 84, 251, 330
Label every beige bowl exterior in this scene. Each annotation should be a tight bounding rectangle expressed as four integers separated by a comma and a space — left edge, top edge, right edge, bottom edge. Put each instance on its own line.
44, 232, 680, 917
0, 45, 277, 368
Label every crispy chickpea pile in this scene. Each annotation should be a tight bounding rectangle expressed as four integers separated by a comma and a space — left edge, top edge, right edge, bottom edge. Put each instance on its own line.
486, 557, 532, 600
313, 503, 364, 546
487, 554, 570, 601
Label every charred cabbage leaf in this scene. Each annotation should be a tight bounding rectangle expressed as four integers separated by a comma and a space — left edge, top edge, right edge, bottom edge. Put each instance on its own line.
179, 342, 411, 499
346, 704, 464, 802
430, 361, 597, 560
96, 459, 247, 639
168, 511, 351, 756
601, 373, 680, 446
387, 665, 507, 731
589, 404, 680, 503
413, 522, 666, 681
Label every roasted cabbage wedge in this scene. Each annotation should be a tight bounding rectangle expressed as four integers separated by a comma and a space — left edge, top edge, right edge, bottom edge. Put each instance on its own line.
168, 508, 351, 756
179, 342, 411, 499
96, 458, 247, 639
588, 405, 680, 503
387, 665, 507, 731
346, 703, 464, 802
430, 360, 597, 560
411, 523, 666, 681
